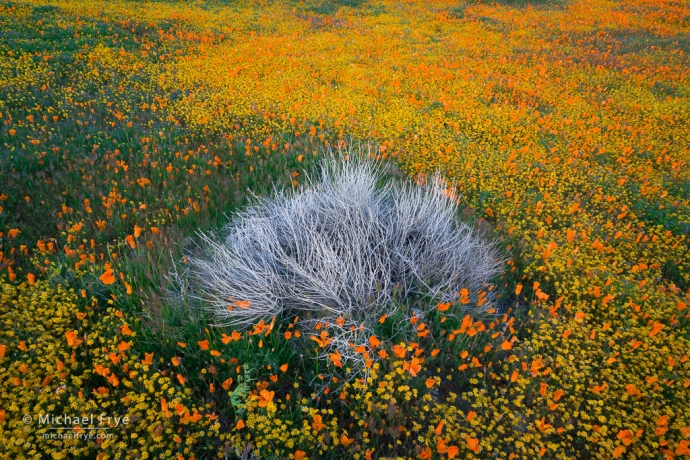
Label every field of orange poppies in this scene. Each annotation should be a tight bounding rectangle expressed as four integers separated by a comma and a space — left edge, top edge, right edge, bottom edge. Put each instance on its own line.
1, 0, 689, 458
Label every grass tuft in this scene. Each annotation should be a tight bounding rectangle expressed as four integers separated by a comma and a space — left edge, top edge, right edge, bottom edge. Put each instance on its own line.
184, 144, 503, 374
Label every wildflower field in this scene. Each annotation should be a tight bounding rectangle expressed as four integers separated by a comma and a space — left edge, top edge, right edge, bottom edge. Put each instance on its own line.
1, 0, 689, 458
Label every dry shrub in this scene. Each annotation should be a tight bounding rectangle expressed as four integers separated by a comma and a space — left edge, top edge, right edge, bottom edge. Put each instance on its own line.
186, 146, 502, 371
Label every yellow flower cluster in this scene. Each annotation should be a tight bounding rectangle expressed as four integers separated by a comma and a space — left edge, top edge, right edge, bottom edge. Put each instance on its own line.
0, 280, 220, 459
